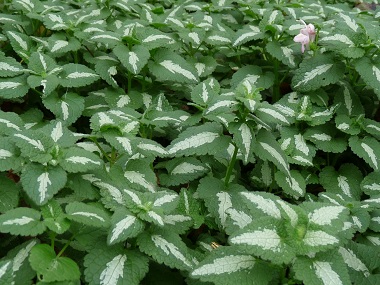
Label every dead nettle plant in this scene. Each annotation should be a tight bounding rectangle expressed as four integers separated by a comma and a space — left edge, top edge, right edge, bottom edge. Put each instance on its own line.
0, 0, 380, 284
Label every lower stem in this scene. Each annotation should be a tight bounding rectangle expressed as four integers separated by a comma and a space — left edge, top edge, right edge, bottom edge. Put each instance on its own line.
56, 236, 74, 258
273, 59, 280, 103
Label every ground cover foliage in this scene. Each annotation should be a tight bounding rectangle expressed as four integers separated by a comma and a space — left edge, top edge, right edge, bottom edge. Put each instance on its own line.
0, 0, 380, 284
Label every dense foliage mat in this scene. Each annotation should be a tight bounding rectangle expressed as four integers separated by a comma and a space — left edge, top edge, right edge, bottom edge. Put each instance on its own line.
1, 0, 380, 284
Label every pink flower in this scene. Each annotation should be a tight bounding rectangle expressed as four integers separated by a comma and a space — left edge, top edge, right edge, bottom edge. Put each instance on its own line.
293, 20, 316, 53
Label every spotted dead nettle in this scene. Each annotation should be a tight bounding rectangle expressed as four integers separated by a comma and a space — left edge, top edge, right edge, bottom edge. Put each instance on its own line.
293, 20, 316, 53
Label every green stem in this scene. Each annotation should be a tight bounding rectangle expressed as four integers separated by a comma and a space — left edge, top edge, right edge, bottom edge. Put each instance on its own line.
50, 232, 56, 249
73, 51, 79, 64
224, 144, 238, 187
56, 235, 75, 258
90, 137, 112, 163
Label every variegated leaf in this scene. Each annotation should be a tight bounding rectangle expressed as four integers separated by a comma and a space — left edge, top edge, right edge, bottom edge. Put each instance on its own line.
349, 136, 380, 172
113, 44, 150, 75
60, 63, 100, 88
66, 201, 110, 228
149, 49, 199, 84
0, 207, 46, 236
166, 122, 230, 157
137, 230, 195, 271
292, 54, 345, 92
0, 56, 24, 77
61, 147, 103, 173
20, 163, 67, 206
0, 75, 29, 99
84, 248, 149, 285
355, 57, 380, 98
107, 208, 145, 245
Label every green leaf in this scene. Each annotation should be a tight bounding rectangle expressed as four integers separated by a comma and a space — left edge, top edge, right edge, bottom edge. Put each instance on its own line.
94, 58, 119, 88
3, 239, 38, 285
304, 124, 347, 153
41, 200, 70, 234
136, 138, 167, 158
0, 110, 23, 135
190, 247, 276, 285
20, 163, 67, 206
162, 214, 193, 235
255, 129, 290, 177
60, 147, 103, 173
104, 88, 143, 110
66, 201, 110, 228
279, 128, 316, 167
43, 13, 69, 31
166, 122, 230, 157
103, 132, 135, 156
363, 118, 380, 139
361, 172, 380, 197
190, 78, 219, 106
275, 170, 306, 199
178, 29, 205, 47
149, 49, 199, 84
229, 217, 295, 264
0, 56, 24, 77
177, 188, 203, 229
349, 136, 380, 172
230, 122, 256, 164
256, 102, 292, 126
159, 157, 209, 187
48, 34, 81, 55
89, 31, 121, 47
334, 82, 364, 117
292, 54, 345, 92
6, 30, 32, 60
29, 244, 80, 282
354, 57, 380, 98
250, 160, 274, 189
137, 228, 195, 271
0, 174, 20, 213
303, 202, 349, 230
191, 55, 218, 78
0, 260, 14, 285
60, 63, 100, 88
233, 25, 264, 47
204, 30, 232, 46
293, 251, 351, 285
147, 110, 194, 128
0, 137, 22, 171
107, 208, 145, 245
27, 52, 58, 75
90, 109, 140, 135
197, 177, 240, 229
136, 27, 176, 50
339, 242, 374, 284
0, 75, 29, 99
0, 207, 46, 236
266, 41, 298, 68
319, 164, 363, 200
43, 92, 85, 125
335, 114, 361, 135
84, 247, 149, 285
239, 191, 282, 220
123, 160, 157, 193
41, 120, 76, 147
13, 129, 55, 163
113, 44, 150, 74
124, 189, 179, 226
230, 65, 274, 90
